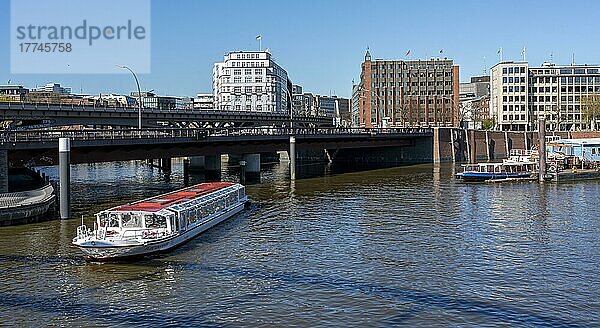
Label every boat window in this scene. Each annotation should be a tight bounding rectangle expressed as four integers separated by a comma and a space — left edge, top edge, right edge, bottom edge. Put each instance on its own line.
146, 215, 167, 229
100, 213, 120, 228
188, 209, 197, 224
172, 215, 178, 231
122, 213, 142, 228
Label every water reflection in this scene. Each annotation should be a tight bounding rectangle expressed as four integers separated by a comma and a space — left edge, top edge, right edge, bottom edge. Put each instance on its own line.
0, 160, 597, 326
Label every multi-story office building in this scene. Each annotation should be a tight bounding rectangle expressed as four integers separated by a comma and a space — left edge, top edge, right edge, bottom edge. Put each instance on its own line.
357, 49, 460, 127
459, 76, 490, 129
337, 96, 350, 126
92, 94, 137, 107
460, 76, 490, 99
193, 93, 214, 110
213, 51, 292, 113
490, 62, 531, 131
291, 85, 308, 116
131, 91, 179, 110
35, 83, 71, 94
0, 85, 29, 102
351, 84, 361, 127
491, 61, 600, 131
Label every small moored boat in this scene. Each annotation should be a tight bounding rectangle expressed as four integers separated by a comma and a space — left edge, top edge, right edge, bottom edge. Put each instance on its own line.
72, 182, 247, 261
456, 161, 537, 182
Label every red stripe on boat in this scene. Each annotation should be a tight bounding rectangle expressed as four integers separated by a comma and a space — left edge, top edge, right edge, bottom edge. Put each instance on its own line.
113, 182, 234, 212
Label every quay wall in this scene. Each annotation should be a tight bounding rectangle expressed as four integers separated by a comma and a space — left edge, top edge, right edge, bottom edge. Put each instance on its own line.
435, 128, 600, 163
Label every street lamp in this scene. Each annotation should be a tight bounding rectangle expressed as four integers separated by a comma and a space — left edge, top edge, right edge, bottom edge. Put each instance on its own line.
271, 79, 293, 130
117, 65, 143, 129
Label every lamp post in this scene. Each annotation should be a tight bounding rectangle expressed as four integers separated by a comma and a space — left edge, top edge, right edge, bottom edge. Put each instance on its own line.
117, 65, 143, 129
271, 79, 294, 130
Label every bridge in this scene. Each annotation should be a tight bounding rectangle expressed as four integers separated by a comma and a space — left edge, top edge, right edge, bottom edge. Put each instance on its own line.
0, 102, 333, 128
0, 126, 434, 218
1, 127, 433, 164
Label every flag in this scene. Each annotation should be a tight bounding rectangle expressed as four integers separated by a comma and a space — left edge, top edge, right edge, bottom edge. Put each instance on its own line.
256, 35, 262, 41
406, 50, 411, 56
439, 49, 443, 54
497, 48, 502, 54
6, 79, 10, 84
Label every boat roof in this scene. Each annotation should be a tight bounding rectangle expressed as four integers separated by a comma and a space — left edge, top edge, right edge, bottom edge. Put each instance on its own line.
548, 138, 600, 146
110, 182, 236, 213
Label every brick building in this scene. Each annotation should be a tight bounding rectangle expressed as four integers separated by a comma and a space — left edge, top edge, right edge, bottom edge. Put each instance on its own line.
356, 49, 460, 127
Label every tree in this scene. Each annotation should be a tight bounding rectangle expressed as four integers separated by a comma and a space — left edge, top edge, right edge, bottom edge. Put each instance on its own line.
481, 118, 495, 130
580, 94, 600, 130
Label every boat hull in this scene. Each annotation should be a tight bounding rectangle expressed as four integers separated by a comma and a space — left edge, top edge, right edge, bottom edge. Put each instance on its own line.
458, 172, 532, 182
73, 201, 245, 261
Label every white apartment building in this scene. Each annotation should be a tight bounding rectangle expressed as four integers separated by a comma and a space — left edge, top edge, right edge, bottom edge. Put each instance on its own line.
490, 62, 529, 131
491, 61, 600, 131
193, 93, 214, 110
212, 51, 291, 113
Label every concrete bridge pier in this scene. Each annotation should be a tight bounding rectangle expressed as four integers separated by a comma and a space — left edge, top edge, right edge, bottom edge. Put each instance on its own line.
59, 138, 71, 219
289, 136, 296, 180
242, 153, 261, 182
205, 155, 221, 180
159, 158, 172, 173
183, 158, 190, 186
0, 150, 8, 193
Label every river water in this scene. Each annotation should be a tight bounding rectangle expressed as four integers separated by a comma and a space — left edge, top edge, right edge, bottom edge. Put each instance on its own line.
0, 158, 598, 327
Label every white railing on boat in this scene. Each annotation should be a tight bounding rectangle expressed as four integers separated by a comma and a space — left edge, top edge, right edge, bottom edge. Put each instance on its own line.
509, 149, 537, 157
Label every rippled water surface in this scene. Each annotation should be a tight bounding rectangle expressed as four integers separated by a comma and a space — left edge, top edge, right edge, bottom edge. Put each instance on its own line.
0, 159, 598, 327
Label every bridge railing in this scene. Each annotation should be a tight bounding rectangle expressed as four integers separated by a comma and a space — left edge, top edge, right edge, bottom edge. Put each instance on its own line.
0, 126, 433, 143
0, 101, 332, 121
0, 128, 208, 143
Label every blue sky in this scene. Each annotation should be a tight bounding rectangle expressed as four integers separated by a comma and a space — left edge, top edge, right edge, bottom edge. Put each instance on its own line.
2, 0, 600, 98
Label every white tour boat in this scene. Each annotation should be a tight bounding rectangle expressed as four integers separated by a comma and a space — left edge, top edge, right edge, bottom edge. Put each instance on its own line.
72, 182, 248, 261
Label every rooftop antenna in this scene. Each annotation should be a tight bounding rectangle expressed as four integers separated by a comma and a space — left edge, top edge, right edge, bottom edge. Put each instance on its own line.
572, 53, 575, 66
7, 79, 11, 84
482, 56, 487, 75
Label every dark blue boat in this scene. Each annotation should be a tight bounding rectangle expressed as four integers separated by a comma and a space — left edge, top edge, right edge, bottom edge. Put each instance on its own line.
456, 161, 536, 182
